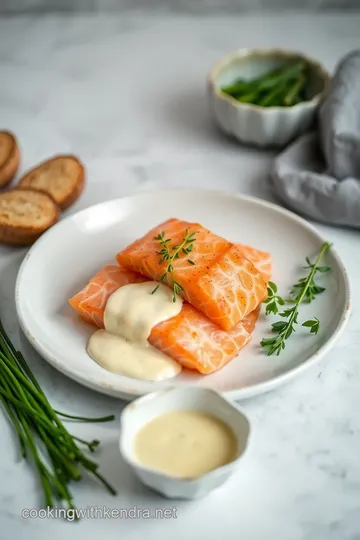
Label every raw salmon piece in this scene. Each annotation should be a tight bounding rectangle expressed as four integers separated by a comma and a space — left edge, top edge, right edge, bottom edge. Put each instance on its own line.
236, 244, 272, 284
116, 218, 267, 331
69, 243, 271, 330
69, 264, 147, 328
149, 305, 260, 374
68, 265, 259, 375
241, 304, 261, 334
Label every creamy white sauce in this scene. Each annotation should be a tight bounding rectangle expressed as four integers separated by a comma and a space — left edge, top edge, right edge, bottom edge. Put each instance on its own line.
134, 410, 238, 478
87, 330, 181, 381
87, 281, 183, 381
104, 281, 182, 344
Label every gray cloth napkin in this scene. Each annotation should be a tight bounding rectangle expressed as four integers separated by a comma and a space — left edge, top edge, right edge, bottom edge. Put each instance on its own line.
272, 50, 360, 228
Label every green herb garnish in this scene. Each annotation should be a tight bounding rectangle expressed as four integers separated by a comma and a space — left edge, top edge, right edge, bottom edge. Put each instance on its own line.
221, 61, 308, 108
261, 242, 331, 356
152, 229, 197, 302
0, 319, 116, 512
263, 281, 285, 316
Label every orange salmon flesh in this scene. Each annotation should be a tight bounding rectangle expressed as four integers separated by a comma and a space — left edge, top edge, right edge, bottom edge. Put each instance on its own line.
69, 258, 268, 375
116, 218, 268, 331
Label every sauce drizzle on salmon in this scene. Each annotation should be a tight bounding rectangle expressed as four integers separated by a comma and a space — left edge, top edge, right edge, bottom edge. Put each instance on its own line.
69, 236, 271, 375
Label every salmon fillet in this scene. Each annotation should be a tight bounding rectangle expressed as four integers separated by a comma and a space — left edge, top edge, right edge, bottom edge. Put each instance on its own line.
116, 218, 267, 331
149, 304, 260, 374
69, 264, 147, 328
69, 265, 260, 375
69, 241, 270, 328
236, 244, 272, 284
149, 304, 259, 375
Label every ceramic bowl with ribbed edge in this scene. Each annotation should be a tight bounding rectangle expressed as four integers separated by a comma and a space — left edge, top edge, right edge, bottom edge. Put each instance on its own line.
119, 387, 251, 500
208, 48, 330, 147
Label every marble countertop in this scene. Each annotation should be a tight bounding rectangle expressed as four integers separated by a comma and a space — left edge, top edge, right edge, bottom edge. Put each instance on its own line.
1, 11, 360, 540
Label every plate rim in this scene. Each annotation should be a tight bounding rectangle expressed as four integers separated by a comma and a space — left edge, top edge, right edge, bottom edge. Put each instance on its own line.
15, 189, 352, 401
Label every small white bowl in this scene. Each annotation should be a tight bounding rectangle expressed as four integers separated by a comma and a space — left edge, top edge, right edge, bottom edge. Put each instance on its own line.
208, 48, 330, 147
119, 387, 251, 500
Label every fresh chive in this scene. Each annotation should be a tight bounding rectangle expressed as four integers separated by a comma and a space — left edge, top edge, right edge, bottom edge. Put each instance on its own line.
0, 321, 117, 512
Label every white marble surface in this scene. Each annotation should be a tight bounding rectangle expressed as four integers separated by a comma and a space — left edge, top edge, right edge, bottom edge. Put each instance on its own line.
0, 12, 360, 540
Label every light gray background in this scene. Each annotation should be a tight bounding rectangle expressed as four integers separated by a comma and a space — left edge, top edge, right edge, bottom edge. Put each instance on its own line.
1, 2, 360, 540
0, 0, 359, 13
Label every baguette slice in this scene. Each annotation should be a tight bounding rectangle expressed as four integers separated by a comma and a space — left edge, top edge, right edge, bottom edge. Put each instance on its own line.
0, 189, 60, 246
18, 155, 85, 210
0, 131, 20, 188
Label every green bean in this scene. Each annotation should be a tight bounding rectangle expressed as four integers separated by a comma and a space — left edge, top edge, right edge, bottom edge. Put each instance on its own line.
284, 73, 307, 106
220, 61, 308, 108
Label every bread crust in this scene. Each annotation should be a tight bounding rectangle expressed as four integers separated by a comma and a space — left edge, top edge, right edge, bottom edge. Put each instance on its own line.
0, 131, 20, 188
17, 155, 85, 210
59, 160, 85, 209
0, 188, 60, 246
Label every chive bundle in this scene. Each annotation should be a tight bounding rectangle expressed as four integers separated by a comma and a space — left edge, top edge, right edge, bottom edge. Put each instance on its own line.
221, 61, 308, 107
0, 319, 117, 511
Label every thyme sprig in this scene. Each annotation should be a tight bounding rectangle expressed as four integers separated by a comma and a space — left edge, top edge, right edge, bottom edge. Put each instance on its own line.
261, 242, 331, 356
152, 229, 197, 301
263, 281, 285, 316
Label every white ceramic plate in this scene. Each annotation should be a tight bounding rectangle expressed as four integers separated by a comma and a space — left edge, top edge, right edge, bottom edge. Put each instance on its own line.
15, 190, 351, 401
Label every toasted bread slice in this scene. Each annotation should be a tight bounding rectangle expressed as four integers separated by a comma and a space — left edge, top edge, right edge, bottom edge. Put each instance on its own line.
18, 155, 85, 210
0, 189, 60, 246
0, 131, 20, 188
